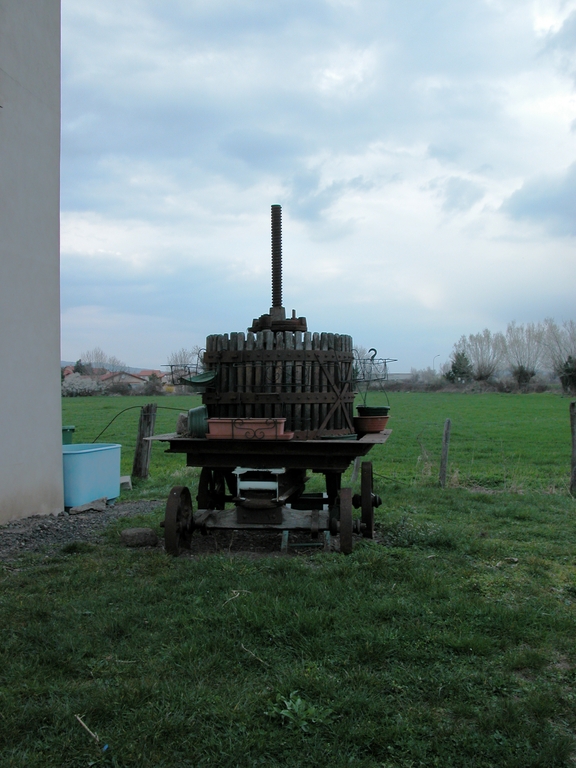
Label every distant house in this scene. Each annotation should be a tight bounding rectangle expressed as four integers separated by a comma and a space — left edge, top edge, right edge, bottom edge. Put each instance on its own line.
100, 371, 147, 391
136, 369, 166, 382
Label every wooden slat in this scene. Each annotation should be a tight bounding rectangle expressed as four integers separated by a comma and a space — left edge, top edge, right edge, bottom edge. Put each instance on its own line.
334, 334, 342, 431
319, 333, 329, 430
254, 331, 264, 419
303, 332, 312, 434
274, 332, 284, 419
294, 332, 303, 432
245, 331, 254, 419
327, 333, 335, 431
285, 332, 295, 431
229, 332, 238, 418
263, 330, 274, 419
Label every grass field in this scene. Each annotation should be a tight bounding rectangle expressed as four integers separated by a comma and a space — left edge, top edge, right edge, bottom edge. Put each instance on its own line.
62, 390, 575, 500
1, 393, 575, 766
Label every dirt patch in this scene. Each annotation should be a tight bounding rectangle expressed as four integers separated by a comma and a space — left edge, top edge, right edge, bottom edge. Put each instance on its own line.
0, 501, 342, 562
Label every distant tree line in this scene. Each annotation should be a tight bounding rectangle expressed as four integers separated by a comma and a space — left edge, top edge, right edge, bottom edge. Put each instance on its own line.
444, 319, 576, 393
74, 346, 127, 375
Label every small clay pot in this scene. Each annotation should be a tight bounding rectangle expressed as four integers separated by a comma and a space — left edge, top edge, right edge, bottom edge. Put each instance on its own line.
353, 415, 390, 433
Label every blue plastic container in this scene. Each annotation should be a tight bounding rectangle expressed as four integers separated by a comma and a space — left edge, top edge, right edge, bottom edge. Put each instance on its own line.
62, 443, 121, 508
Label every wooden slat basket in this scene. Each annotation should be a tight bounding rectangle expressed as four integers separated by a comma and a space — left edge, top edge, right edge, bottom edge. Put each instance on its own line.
202, 330, 355, 439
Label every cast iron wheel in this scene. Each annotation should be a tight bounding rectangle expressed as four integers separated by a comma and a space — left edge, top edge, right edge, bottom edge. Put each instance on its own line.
339, 487, 353, 555
164, 485, 194, 556
361, 461, 375, 539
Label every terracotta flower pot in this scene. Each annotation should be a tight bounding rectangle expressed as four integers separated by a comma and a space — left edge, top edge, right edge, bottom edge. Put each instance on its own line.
353, 415, 389, 433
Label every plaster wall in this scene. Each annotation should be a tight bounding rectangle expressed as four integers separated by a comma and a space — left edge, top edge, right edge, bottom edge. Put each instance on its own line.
0, 1, 63, 523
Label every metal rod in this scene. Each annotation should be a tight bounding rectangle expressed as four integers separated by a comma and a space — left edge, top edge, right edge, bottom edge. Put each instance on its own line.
271, 204, 282, 308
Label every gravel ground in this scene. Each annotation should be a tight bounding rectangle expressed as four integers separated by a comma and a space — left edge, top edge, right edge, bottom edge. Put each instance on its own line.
0, 501, 339, 562
0, 500, 163, 562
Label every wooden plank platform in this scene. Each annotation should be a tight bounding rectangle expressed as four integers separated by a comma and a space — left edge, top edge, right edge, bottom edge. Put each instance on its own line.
149, 430, 391, 472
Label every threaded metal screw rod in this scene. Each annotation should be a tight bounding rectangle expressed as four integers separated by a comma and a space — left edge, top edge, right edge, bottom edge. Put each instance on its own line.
271, 204, 282, 309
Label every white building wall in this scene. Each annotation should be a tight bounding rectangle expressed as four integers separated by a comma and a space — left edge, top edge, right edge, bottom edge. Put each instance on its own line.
0, 2, 63, 523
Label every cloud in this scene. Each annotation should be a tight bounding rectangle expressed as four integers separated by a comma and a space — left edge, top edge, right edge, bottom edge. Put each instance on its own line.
58, 0, 576, 370
426, 176, 486, 212
501, 162, 576, 235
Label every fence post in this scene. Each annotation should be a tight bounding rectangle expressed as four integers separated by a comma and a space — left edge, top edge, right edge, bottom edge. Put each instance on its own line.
570, 402, 576, 497
132, 403, 157, 479
439, 418, 451, 488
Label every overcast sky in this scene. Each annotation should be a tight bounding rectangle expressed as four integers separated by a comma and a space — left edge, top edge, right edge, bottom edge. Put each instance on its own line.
60, 0, 576, 372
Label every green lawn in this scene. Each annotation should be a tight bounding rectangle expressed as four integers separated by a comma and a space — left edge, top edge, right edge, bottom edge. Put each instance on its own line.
0, 392, 574, 766
61, 390, 575, 501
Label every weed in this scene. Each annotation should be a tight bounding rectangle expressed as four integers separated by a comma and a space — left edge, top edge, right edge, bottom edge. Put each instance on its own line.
266, 690, 334, 732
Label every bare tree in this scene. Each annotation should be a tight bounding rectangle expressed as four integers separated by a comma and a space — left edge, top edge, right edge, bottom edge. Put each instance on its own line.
542, 319, 576, 374
166, 347, 201, 367
78, 347, 126, 373
543, 319, 576, 393
166, 346, 204, 383
503, 321, 544, 388
455, 329, 505, 381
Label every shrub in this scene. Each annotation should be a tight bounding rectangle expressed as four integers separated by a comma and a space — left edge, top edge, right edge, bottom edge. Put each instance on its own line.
106, 382, 132, 396
143, 374, 165, 396
61, 373, 102, 397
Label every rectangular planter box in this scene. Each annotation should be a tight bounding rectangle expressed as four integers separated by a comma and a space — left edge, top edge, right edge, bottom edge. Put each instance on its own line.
62, 443, 121, 507
207, 418, 286, 440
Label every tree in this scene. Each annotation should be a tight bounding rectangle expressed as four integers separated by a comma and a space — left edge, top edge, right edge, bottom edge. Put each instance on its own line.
73, 359, 91, 375
445, 351, 473, 383
542, 319, 576, 391
166, 346, 203, 368
503, 321, 544, 389
454, 329, 505, 381
166, 346, 204, 383
559, 357, 576, 395
79, 347, 126, 373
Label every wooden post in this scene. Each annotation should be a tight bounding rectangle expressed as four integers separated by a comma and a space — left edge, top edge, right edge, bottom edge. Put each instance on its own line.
439, 418, 451, 488
132, 403, 157, 479
570, 402, 576, 496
